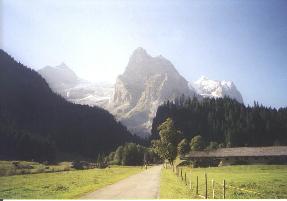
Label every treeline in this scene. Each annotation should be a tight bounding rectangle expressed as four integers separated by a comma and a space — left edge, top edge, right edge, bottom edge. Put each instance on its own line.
106, 143, 160, 166
0, 49, 142, 162
151, 95, 287, 147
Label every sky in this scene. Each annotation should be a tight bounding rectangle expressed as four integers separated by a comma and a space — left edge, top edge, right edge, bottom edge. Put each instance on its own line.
1, 0, 287, 108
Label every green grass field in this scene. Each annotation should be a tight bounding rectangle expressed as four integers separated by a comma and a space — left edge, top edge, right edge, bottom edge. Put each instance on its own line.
0, 165, 142, 199
161, 165, 287, 199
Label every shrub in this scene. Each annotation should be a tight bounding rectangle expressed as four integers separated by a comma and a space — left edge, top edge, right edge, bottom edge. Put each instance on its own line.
190, 135, 204, 151
72, 161, 87, 170
177, 138, 190, 155
205, 141, 219, 150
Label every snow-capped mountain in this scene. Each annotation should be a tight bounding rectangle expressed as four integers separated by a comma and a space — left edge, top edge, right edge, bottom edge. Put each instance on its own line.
110, 47, 196, 136
38, 48, 244, 137
38, 64, 114, 108
190, 76, 244, 103
65, 81, 114, 107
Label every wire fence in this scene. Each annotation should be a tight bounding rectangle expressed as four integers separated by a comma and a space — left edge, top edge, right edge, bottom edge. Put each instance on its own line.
165, 164, 271, 199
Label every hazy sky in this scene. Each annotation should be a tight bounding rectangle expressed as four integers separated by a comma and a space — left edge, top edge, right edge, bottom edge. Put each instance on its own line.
1, 0, 287, 108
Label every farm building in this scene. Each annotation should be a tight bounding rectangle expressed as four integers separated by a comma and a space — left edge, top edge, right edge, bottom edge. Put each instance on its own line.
181, 146, 287, 166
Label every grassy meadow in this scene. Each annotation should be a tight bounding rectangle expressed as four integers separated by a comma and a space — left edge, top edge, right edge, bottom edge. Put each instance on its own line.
0, 165, 142, 199
161, 165, 287, 199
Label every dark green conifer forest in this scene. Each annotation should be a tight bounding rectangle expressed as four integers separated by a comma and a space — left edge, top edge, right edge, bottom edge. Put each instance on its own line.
151, 95, 287, 147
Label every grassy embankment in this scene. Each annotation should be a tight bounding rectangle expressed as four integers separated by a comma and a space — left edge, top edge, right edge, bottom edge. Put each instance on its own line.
0, 160, 72, 176
160, 167, 193, 199
0, 164, 142, 199
160, 165, 287, 199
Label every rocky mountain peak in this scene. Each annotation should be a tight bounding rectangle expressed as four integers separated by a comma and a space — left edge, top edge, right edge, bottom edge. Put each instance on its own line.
132, 47, 148, 56
38, 63, 79, 98
56, 62, 69, 69
40, 63, 77, 80
112, 48, 196, 136
123, 48, 181, 87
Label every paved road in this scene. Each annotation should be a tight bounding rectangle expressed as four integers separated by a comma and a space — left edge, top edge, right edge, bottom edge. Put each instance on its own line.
81, 165, 162, 199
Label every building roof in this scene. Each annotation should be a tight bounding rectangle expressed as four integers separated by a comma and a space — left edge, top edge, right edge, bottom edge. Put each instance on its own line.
183, 146, 287, 159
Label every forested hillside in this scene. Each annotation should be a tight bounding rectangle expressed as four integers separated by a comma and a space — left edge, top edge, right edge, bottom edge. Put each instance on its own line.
151, 95, 287, 147
0, 50, 140, 162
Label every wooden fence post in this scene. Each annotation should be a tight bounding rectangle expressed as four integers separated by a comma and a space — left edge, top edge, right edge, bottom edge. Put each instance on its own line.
173, 165, 174, 172
185, 172, 187, 185
223, 179, 226, 199
181, 169, 183, 180
196, 175, 199, 195
212, 179, 215, 199
205, 173, 208, 199
189, 170, 192, 190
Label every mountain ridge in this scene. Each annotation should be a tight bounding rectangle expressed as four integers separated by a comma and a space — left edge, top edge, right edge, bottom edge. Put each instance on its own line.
191, 75, 244, 103
37, 47, 244, 137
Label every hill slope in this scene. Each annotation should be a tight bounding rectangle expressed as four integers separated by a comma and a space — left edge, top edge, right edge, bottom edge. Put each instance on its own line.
0, 49, 137, 161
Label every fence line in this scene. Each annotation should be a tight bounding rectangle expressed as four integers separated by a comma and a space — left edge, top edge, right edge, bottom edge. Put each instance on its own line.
169, 164, 267, 199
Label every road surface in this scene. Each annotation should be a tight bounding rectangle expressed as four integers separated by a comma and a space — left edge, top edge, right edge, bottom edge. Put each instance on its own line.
81, 165, 162, 199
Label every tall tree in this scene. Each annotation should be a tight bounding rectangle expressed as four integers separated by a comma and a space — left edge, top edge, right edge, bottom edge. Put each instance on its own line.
152, 118, 182, 164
